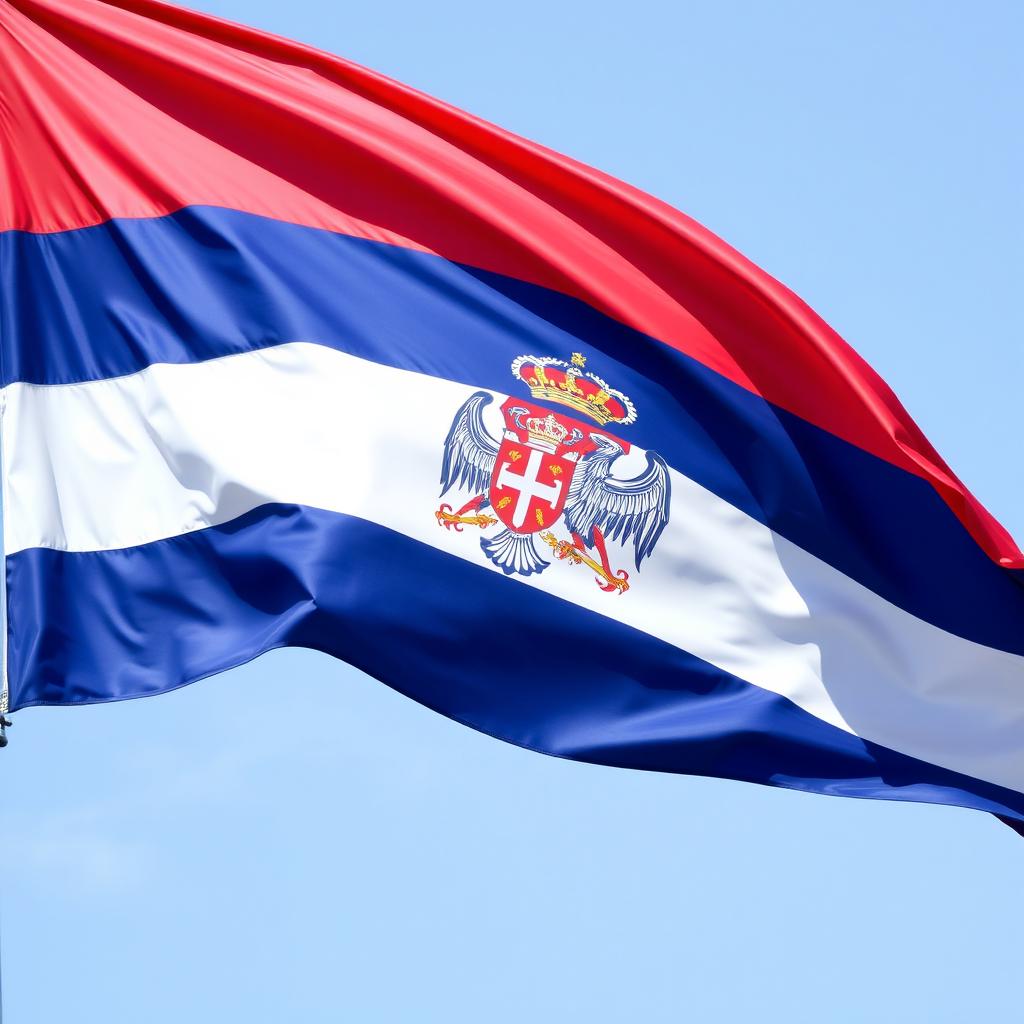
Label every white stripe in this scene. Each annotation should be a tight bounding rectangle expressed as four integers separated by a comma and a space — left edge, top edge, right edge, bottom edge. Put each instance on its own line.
5, 343, 1024, 791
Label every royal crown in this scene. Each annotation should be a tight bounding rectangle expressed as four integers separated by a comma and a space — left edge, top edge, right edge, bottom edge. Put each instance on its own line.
525, 413, 570, 452
510, 353, 637, 427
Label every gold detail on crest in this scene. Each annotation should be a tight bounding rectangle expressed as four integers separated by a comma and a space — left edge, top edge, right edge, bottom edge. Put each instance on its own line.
540, 532, 630, 594
497, 496, 511, 509
526, 414, 570, 451
508, 450, 522, 462
535, 509, 545, 526
435, 507, 498, 530
550, 465, 563, 476
510, 355, 637, 427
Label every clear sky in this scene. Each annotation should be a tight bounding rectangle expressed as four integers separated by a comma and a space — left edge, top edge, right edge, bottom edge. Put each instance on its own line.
2, 2, 1022, 1021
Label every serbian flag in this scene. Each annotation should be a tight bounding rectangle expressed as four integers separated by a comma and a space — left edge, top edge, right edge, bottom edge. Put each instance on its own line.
2, 0, 1023, 825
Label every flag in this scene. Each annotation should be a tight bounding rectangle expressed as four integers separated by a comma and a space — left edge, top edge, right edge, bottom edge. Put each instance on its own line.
2, 0, 1023, 824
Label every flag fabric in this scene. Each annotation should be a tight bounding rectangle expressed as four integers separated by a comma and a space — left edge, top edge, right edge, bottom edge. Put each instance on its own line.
2, 0, 1023, 824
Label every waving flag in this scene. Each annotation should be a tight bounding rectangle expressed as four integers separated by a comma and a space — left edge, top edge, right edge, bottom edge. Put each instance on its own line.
1, 0, 1023, 825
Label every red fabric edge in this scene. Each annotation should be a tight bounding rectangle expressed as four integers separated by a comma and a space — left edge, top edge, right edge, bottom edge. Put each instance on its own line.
1, 0, 1020, 570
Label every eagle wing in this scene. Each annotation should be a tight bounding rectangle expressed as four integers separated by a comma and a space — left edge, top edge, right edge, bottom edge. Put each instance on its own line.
563, 441, 671, 567
439, 391, 500, 497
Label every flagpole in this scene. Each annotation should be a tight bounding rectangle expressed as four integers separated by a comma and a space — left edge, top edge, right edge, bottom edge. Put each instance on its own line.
0, 285, 9, 1024
0, 385, 9, 731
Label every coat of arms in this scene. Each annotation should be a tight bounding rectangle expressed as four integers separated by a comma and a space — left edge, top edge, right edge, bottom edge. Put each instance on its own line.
435, 353, 670, 594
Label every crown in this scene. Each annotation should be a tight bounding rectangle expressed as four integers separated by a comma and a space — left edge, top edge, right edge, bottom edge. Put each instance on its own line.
525, 413, 570, 452
510, 353, 637, 427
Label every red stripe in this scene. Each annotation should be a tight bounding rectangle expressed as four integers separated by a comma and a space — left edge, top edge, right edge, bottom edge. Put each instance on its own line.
1, 0, 1019, 568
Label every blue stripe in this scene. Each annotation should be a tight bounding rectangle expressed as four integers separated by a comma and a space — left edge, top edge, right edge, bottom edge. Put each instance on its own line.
2, 206, 1021, 654
7, 503, 1024, 822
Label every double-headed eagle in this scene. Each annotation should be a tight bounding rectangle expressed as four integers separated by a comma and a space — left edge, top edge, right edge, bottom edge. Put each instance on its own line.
439, 391, 671, 592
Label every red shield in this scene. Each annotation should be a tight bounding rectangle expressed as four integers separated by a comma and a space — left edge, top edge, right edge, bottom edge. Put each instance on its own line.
489, 400, 598, 534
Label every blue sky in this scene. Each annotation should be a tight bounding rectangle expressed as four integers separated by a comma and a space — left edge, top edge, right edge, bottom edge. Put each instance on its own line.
2, 2, 1022, 1021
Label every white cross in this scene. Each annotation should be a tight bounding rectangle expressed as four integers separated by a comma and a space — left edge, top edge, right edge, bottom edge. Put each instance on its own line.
496, 449, 563, 528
